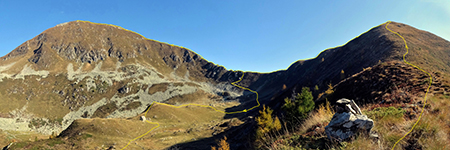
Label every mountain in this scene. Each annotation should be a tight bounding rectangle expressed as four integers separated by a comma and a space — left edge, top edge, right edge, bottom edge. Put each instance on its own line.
268, 21, 450, 105
0, 21, 254, 148
1, 21, 449, 149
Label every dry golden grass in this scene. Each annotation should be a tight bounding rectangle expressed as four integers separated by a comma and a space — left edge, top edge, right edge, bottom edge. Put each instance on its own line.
299, 100, 334, 134
344, 94, 450, 150
8, 102, 238, 150
164, 90, 215, 105
80, 63, 94, 72
100, 57, 119, 71
124, 104, 230, 149
413, 95, 450, 149
0, 130, 48, 148
345, 135, 380, 150
0, 75, 71, 118
272, 94, 450, 150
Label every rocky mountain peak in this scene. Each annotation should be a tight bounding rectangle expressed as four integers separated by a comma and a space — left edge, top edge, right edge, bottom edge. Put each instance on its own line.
35, 21, 149, 63
0, 21, 209, 76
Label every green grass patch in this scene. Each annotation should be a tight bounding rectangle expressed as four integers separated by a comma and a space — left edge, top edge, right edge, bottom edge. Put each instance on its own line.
365, 106, 405, 120
385, 134, 403, 146
28, 118, 47, 128
78, 133, 94, 140
30, 145, 49, 150
13, 142, 28, 148
83, 133, 93, 139
49, 118, 64, 126
47, 138, 65, 147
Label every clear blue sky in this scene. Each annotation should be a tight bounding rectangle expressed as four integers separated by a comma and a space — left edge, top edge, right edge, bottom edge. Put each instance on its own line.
1, 0, 449, 72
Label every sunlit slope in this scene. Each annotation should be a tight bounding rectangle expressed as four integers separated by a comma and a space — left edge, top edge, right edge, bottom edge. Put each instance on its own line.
7, 101, 246, 150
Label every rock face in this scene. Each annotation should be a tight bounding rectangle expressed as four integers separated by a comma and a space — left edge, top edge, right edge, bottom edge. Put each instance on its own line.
325, 98, 374, 141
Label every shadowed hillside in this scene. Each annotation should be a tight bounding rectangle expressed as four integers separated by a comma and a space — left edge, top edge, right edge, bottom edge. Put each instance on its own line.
270, 21, 450, 104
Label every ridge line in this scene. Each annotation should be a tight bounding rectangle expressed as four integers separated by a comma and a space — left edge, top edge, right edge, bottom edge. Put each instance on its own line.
385, 21, 433, 150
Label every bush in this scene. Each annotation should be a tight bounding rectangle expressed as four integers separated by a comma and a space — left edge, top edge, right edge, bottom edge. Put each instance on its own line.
282, 87, 315, 122
325, 83, 334, 95
256, 105, 282, 138
211, 136, 230, 150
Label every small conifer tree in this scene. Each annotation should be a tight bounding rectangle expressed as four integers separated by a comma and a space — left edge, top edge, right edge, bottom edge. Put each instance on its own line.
282, 87, 315, 123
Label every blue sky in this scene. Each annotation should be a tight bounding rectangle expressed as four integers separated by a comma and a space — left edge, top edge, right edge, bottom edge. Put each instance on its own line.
1, 0, 449, 72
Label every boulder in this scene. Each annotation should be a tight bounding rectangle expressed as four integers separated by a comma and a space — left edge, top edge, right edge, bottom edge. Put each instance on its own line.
118, 86, 130, 94
140, 116, 146, 122
2, 142, 13, 150
325, 98, 374, 141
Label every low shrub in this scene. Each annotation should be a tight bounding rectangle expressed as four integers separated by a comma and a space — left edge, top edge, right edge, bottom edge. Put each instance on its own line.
256, 105, 282, 138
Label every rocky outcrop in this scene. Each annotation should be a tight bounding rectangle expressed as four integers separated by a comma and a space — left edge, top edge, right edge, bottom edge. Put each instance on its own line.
202, 62, 228, 79
27, 43, 43, 64
118, 86, 131, 94
325, 98, 374, 141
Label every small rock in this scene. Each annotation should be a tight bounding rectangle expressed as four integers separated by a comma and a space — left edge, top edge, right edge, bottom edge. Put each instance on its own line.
370, 132, 379, 139
107, 145, 116, 150
140, 116, 146, 121
118, 86, 130, 94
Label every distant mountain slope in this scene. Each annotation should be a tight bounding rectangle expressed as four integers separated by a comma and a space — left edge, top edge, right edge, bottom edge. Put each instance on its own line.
267, 21, 450, 102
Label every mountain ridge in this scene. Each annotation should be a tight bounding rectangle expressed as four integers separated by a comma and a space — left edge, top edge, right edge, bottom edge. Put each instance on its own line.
1, 20, 450, 149
1, 20, 448, 120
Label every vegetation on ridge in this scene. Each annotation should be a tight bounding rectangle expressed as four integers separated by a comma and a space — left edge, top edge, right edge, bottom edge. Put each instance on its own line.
249, 61, 450, 150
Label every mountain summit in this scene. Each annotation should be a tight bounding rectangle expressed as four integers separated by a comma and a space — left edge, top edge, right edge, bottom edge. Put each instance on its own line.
3, 21, 210, 76
272, 21, 450, 102
1, 21, 449, 149
0, 20, 251, 135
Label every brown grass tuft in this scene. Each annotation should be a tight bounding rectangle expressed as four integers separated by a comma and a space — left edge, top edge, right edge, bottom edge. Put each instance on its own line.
299, 100, 334, 134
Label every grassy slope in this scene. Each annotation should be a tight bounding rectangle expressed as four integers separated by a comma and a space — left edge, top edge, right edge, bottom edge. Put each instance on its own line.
259, 93, 450, 150
258, 61, 450, 149
7, 100, 244, 150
